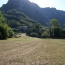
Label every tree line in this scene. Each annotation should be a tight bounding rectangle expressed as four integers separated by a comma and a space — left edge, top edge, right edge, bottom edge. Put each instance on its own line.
26, 19, 65, 38
0, 10, 65, 40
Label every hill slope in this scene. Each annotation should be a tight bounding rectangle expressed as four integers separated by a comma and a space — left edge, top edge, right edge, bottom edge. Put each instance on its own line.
1, 0, 65, 26
2, 9, 40, 32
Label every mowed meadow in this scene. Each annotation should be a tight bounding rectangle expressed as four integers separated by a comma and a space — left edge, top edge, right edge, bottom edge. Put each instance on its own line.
0, 34, 65, 65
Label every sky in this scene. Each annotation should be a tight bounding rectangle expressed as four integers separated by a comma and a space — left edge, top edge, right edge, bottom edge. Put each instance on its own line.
0, 0, 65, 11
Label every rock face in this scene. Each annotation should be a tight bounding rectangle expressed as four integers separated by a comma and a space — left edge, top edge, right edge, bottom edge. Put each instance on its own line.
1, 0, 65, 26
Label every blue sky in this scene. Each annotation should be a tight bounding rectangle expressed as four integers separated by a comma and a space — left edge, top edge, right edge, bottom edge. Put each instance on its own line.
0, 0, 65, 11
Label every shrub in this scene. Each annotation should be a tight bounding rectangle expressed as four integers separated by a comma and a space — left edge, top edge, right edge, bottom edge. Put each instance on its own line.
41, 31, 49, 38
0, 24, 8, 39
8, 28, 14, 38
30, 32, 39, 37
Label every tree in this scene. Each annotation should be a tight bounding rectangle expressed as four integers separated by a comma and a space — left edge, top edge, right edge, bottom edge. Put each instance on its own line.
26, 23, 47, 38
50, 19, 60, 27
49, 19, 62, 38
62, 29, 65, 38
0, 24, 8, 39
0, 11, 5, 24
0, 11, 14, 39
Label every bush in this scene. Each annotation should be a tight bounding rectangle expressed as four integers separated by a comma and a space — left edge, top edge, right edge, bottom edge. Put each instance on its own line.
0, 24, 14, 39
0, 24, 8, 39
41, 31, 49, 38
8, 28, 14, 38
30, 32, 39, 37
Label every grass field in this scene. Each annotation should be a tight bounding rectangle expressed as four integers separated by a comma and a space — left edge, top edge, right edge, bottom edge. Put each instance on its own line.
0, 34, 65, 65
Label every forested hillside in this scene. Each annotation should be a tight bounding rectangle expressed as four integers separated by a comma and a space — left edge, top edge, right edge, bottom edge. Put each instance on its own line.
0, 0, 65, 39
1, 0, 65, 26
2, 9, 40, 32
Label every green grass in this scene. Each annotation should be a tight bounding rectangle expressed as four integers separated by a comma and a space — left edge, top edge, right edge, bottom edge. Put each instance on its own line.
0, 34, 65, 65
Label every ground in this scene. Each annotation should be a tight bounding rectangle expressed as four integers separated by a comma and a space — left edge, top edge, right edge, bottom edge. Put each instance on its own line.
0, 34, 65, 65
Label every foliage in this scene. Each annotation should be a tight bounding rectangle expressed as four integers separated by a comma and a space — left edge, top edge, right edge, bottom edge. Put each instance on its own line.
0, 10, 65, 39
41, 30, 50, 38
1, 0, 65, 27
26, 23, 46, 38
2, 9, 39, 33
0, 24, 8, 39
8, 27, 14, 38
0, 11, 5, 24
50, 19, 60, 27
30, 32, 39, 37
0, 11, 13, 39
62, 29, 65, 38
49, 19, 64, 38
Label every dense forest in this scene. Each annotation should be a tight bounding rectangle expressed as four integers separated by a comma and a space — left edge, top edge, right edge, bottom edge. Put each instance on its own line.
0, 0, 65, 39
